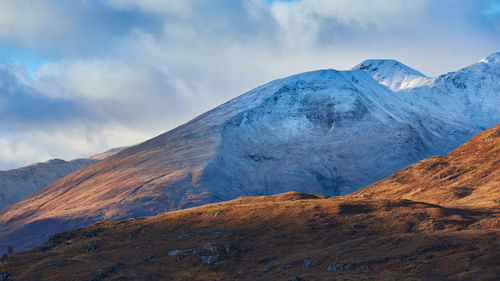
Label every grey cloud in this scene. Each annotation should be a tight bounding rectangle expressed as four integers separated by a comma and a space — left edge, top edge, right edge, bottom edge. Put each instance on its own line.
0, 65, 166, 169
0, 0, 161, 58
0, 65, 90, 129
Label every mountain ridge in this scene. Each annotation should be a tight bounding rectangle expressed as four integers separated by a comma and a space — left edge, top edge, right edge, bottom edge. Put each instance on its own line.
0, 52, 498, 251
0, 158, 97, 210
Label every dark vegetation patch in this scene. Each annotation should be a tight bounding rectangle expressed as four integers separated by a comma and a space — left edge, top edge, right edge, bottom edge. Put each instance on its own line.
425, 161, 449, 172
338, 203, 374, 215
453, 187, 474, 198
259, 256, 277, 264
88, 262, 123, 281
421, 243, 457, 254
383, 199, 415, 210
394, 174, 411, 184
434, 166, 470, 181
485, 128, 500, 139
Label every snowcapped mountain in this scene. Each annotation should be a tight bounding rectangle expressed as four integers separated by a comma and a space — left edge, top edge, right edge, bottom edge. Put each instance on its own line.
0, 52, 499, 251
0, 147, 127, 211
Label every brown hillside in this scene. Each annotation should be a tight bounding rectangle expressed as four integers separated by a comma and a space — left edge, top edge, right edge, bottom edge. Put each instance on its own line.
353, 124, 500, 206
0, 192, 498, 281
0, 125, 499, 280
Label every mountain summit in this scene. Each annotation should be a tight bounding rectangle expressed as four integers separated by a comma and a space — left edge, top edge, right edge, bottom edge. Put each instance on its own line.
0, 52, 499, 251
353, 59, 429, 91
479, 52, 500, 64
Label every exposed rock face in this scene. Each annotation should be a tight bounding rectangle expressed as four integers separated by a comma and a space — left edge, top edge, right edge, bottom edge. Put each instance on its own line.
0, 53, 499, 251
199, 255, 220, 265
0, 272, 10, 281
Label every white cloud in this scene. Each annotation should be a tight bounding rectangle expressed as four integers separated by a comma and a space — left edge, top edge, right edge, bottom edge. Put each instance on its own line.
0, 0, 72, 43
272, 0, 426, 29
0, 138, 51, 169
104, 0, 194, 15
0, 122, 154, 170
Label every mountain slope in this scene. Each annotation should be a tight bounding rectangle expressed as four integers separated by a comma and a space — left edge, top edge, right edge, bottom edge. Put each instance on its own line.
354, 124, 500, 206
0, 158, 97, 210
88, 146, 129, 161
0, 147, 127, 211
0, 53, 499, 251
0, 191, 498, 280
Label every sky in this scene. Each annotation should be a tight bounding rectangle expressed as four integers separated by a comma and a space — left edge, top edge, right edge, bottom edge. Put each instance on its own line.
0, 0, 499, 169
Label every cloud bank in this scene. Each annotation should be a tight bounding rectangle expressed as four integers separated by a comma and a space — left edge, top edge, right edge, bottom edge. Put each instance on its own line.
0, 0, 498, 169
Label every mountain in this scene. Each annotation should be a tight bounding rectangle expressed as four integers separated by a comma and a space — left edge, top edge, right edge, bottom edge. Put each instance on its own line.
0, 158, 97, 210
0, 53, 499, 251
353, 124, 500, 206
0, 147, 127, 211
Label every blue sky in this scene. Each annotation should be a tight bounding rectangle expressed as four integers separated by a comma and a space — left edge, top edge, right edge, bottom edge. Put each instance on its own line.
482, 0, 500, 14
0, 47, 46, 76
0, 0, 498, 169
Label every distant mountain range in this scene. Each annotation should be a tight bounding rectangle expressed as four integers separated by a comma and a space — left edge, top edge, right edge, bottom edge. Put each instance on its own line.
0, 147, 127, 210
0, 159, 97, 210
0, 52, 498, 251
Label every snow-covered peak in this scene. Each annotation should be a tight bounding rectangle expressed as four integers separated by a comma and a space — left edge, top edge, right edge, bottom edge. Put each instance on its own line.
353, 59, 430, 91
479, 52, 500, 64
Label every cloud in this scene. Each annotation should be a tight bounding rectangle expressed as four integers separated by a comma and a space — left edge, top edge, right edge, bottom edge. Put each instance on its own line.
269, 0, 500, 73
0, 0, 160, 58
0, 64, 88, 128
0, 64, 82, 168
0, 0, 498, 169
0, 63, 163, 169
0, 122, 150, 170
104, 0, 194, 15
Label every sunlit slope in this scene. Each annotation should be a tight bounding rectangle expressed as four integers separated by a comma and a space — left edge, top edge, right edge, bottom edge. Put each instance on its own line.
354, 124, 500, 206
0, 192, 498, 280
